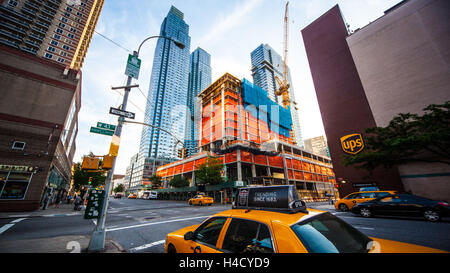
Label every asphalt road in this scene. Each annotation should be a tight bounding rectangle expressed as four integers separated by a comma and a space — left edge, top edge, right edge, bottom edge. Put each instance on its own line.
0, 198, 449, 253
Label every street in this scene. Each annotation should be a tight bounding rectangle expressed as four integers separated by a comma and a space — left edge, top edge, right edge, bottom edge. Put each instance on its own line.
0, 198, 449, 253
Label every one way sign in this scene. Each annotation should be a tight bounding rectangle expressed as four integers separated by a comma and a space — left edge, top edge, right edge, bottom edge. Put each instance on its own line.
109, 107, 135, 119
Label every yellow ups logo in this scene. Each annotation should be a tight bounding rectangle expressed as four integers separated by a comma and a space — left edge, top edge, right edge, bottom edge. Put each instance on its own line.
340, 134, 364, 155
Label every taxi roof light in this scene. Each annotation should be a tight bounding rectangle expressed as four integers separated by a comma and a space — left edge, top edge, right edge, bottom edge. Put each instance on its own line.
233, 185, 308, 214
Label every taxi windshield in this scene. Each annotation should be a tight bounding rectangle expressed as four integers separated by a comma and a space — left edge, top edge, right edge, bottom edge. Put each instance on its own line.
291, 213, 372, 253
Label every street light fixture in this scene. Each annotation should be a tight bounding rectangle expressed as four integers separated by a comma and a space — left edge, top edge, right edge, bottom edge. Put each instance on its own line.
87, 35, 185, 252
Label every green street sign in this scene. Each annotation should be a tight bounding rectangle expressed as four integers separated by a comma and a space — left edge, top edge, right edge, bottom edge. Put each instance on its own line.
97, 122, 116, 131
125, 54, 141, 79
90, 126, 114, 136
84, 189, 105, 219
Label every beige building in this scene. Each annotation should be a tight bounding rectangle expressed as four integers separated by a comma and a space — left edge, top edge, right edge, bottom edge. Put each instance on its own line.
304, 136, 329, 158
302, 0, 449, 200
346, 0, 450, 200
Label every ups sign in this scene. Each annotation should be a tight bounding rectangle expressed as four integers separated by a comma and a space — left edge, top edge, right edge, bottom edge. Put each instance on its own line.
340, 134, 364, 155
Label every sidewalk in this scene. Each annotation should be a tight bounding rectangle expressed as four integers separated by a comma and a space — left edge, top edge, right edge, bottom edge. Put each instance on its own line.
0, 202, 126, 253
0, 202, 84, 219
0, 235, 126, 253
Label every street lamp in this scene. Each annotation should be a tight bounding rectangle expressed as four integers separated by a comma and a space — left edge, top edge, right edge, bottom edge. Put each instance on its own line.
87, 35, 185, 252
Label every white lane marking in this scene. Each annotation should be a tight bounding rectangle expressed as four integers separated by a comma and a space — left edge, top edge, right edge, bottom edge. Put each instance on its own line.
0, 218, 27, 235
355, 226, 375, 230
129, 240, 165, 252
106, 215, 210, 232
11, 218, 26, 223
0, 224, 15, 235
92, 219, 97, 225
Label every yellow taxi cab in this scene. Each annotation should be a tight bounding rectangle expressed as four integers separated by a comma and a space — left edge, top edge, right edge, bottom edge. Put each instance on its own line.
188, 194, 214, 206
165, 186, 446, 253
128, 193, 137, 199
334, 190, 397, 212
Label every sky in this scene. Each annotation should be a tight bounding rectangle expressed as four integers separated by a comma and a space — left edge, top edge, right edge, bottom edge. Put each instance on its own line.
74, 0, 402, 175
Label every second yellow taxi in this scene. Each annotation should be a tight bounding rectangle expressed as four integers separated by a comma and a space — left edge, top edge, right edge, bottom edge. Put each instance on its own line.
188, 194, 214, 206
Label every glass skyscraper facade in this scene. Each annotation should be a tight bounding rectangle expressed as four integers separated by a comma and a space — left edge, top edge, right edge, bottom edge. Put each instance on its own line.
131, 6, 191, 190
250, 43, 303, 147
185, 47, 211, 157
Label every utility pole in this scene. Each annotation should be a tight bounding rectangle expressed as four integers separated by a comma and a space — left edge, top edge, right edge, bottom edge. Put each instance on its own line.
87, 36, 185, 252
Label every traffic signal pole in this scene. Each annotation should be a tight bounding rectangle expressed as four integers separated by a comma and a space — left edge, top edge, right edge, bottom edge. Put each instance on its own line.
87, 36, 185, 252
87, 51, 136, 252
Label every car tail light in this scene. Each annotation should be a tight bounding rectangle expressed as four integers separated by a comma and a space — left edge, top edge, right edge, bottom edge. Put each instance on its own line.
438, 202, 449, 206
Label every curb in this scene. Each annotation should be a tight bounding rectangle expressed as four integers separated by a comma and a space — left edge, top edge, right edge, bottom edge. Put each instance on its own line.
0, 212, 84, 220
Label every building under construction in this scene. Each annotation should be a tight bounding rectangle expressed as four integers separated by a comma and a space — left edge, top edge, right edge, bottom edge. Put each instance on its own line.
156, 73, 336, 203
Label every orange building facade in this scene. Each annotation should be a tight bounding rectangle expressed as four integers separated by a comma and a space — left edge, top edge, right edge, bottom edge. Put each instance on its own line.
156, 73, 337, 202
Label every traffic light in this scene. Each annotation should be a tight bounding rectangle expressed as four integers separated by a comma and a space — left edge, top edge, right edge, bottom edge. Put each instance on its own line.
101, 154, 114, 170
81, 156, 100, 170
88, 177, 93, 185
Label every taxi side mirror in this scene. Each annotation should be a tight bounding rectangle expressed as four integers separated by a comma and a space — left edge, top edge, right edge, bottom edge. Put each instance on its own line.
184, 231, 194, 241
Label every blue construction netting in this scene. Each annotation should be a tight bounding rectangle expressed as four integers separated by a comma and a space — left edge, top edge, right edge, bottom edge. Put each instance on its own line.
241, 78, 292, 138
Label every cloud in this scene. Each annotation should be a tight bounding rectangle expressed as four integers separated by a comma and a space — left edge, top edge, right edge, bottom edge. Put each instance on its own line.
198, 0, 264, 47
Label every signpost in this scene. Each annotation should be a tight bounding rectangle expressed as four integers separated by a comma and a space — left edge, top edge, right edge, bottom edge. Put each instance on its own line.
125, 54, 141, 79
84, 189, 105, 219
90, 127, 114, 136
109, 107, 135, 119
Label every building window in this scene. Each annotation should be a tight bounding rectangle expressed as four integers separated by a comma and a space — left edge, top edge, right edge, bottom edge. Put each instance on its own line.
62, 45, 70, 51
57, 57, 65, 63
50, 40, 59, 46
0, 169, 33, 200
12, 141, 26, 151
48, 46, 56, 52
44, 53, 53, 59
7, 0, 18, 7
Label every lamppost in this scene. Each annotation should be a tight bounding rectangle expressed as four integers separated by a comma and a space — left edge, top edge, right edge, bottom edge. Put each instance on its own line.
87, 35, 185, 252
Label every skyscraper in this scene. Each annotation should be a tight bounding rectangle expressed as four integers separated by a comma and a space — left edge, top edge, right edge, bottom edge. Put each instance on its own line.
0, 0, 104, 69
185, 47, 211, 157
132, 6, 191, 189
250, 44, 303, 146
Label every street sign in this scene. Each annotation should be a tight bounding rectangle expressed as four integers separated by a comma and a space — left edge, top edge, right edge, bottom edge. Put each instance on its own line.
125, 54, 141, 79
84, 189, 105, 219
109, 107, 135, 119
90, 126, 114, 136
97, 122, 116, 131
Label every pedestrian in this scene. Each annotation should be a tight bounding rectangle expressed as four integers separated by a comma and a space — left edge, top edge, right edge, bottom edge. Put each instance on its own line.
42, 192, 51, 210
55, 192, 62, 208
74, 194, 81, 211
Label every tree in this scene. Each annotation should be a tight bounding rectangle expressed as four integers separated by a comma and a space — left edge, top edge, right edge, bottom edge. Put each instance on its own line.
72, 162, 107, 191
343, 101, 450, 172
113, 184, 125, 193
195, 156, 224, 186
169, 175, 189, 188
149, 174, 162, 190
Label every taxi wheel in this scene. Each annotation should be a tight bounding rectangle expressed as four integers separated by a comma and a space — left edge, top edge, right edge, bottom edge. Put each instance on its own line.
338, 204, 349, 212
188, 201, 192, 205
423, 209, 440, 222
199, 201, 202, 206
360, 208, 372, 218
167, 244, 177, 254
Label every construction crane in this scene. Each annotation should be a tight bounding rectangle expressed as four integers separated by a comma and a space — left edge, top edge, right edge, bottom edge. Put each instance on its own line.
275, 1, 290, 109
274, 1, 297, 145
